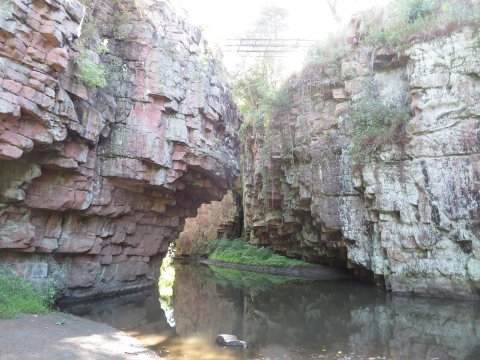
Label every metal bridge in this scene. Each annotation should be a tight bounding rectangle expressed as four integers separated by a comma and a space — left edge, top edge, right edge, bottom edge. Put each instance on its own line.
223, 38, 317, 57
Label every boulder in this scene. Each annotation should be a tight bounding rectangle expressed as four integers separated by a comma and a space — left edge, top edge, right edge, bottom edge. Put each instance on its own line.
216, 334, 247, 348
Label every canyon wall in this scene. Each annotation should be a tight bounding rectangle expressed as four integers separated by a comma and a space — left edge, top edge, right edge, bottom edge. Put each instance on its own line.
0, 0, 240, 298
243, 26, 480, 299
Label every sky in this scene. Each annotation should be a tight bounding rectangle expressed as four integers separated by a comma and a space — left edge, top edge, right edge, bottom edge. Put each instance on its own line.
173, 0, 392, 74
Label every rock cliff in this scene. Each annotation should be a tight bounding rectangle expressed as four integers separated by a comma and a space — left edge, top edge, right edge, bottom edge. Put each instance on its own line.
0, 0, 240, 297
243, 26, 480, 299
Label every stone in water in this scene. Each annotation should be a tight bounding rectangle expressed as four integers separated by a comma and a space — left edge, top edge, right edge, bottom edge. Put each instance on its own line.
216, 334, 247, 348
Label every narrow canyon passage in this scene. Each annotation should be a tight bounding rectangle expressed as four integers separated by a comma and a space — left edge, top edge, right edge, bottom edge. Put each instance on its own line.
1, 0, 479, 301
1, 0, 480, 359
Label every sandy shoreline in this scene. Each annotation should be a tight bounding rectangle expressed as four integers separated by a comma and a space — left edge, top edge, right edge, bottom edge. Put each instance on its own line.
0, 313, 162, 360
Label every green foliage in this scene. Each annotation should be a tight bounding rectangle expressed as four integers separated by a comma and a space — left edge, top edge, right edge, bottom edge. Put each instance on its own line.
362, 0, 480, 50
176, 236, 213, 257
346, 79, 411, 164
40, 279, 60, 309
0, 272, 53, 318
75, 49, 107, 88
269, 85, 291, 118
305, 34, 348, 69
95, 40, 109, 55
234, 67, 290, 212
233, 66, 290, 131
76, 8, 111, 89
208, 238, 311, 267
252, 5, 288, 38
232, 4, 291, 130
209, 266, 305, 292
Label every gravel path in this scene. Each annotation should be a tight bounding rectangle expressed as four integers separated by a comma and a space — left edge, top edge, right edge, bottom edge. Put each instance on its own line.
0, 313, 163, 360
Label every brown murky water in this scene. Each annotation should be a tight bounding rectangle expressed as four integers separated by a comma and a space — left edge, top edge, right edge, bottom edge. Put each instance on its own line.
63, 263, 480, 360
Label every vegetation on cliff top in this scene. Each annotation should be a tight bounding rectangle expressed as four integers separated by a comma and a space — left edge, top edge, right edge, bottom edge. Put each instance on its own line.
0, 272, 55, 318
208, 239, 311, 267
362, 0, 480, 51
304, 0, 480, 71
234, 5, 291, 135
233, 6, 292, 215
303, 3, 455, 166
235, 68, 290, 133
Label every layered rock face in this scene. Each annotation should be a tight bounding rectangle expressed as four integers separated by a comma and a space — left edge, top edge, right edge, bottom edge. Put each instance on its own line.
0, 0, 240, 297
243, 27, 480, 299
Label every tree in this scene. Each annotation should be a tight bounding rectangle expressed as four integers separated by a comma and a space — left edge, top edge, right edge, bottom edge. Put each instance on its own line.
326, 0, 342, 24
232, 6, 290, 132
246, 5, 289, 87
252, 6, 288, 40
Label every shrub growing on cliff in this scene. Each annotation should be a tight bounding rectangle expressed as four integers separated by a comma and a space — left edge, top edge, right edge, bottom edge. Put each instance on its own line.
75, 49, 107, 88
346, 79, 411, 164
362, 0, 480, 50
0, 272, 54, 318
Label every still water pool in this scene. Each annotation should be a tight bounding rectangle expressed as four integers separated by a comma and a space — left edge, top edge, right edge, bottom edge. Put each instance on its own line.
64, 263, 480, 360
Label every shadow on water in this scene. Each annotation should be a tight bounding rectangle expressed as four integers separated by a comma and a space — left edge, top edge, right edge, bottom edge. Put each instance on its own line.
64, 263, 480, 360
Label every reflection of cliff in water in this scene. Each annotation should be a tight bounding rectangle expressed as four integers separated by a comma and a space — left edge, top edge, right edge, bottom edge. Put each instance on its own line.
63, 264, 480, 360
63, 285, 246, 360
63, 290, 175, 339
174, 264, 480, 360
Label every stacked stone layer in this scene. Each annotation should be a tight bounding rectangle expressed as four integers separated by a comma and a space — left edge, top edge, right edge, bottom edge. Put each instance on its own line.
243, 27, 480, 299
0, 0, 240, 297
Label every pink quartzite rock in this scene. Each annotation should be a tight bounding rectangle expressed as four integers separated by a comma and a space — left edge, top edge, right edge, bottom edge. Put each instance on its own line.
0, 0, 240, 298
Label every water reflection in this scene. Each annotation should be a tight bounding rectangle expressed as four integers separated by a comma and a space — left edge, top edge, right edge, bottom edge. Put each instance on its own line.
64, 263, 480, 360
